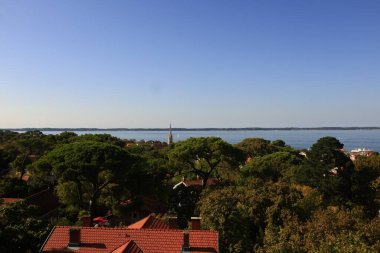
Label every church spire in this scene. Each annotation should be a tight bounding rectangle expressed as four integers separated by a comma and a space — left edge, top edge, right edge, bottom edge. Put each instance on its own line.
168, 123, 173, 145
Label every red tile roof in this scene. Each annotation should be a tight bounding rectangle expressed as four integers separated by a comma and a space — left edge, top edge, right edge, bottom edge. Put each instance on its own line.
128, 214, 169, 229
1, 189, 60, 215
41, 226, 218, 253
111, 241, 143, 253
1, 198, 23, 204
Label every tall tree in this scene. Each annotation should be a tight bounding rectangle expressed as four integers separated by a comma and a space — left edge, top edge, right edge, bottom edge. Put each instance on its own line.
6, 131, 52, 180
168, 137, 244, 188
235, 138, 273, 158
352, 154, 380, 214
33, 141, 135, 215
241, 151, 303, 182
308, 136, 347, 167
75, 134, 125, 147
292, 136, 355, 204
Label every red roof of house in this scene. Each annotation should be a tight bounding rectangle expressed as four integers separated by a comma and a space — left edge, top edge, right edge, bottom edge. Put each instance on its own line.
111, 241, 143, 253
128, 214, 169, 229
41, 226, 218, 253
1, 189, 60, 215
1, 198, 23, 204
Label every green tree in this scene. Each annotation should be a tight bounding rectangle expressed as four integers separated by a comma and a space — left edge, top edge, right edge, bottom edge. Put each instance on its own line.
260, 207, 379, 253
33, 141, 135, 215
352, 155, 380, 214
127, 144, 171, 199
199, 181, 325, 253
271, 139, 286, 147
308, 136, 347, 168
235, 138, 273, 158
45, 131, 78, 146
0, 130, 18, 144
5, 131, 52, 180
241, 151, 303, 182
199, 187, 254, 253
169, 183, 200, 229
10, 153, 32, 181
168, 137, 244, 188
0, 201, 50, 253
0, 149, 14, 172
75, 134, 125, 147
0, 177, 28, 198
291, 137, 355, 205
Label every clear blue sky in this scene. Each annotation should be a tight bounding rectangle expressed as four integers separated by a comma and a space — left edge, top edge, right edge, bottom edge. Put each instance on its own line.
1, 0, 379, 128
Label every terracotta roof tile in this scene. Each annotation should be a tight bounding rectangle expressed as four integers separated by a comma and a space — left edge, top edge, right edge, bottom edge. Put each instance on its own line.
112, 241, 144, 253
128, 214, 169, 229
1, 198, 23, 204
41, 227, 218, 253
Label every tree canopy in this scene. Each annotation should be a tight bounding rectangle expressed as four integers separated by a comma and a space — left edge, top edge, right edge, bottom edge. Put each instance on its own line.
0, 201, 50, 253
241, 151, 303, 181
33, 141, 135, 214
1, 131, 379, 253
168, 137, 244, 188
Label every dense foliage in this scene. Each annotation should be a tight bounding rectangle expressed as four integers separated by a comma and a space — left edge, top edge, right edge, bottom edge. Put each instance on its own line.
0, 201, 50, 253
0, 130, 379, 252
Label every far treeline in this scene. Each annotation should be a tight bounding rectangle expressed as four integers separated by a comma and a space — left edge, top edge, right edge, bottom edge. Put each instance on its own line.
4, 127, 380, 131
0, 130, 379, 253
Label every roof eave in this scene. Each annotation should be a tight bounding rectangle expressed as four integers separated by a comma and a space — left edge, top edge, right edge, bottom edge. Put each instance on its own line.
39, 226, 56, 252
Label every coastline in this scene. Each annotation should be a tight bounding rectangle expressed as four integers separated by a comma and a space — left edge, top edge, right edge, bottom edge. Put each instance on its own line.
3, 127, 380, 132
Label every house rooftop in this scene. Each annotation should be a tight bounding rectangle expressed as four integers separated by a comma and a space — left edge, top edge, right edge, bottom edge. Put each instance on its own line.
40, 226, 218, 253
1, 198, 23, 204
128, 214, 169, 229
1, 189, 59, 216
111, 241, 143, 253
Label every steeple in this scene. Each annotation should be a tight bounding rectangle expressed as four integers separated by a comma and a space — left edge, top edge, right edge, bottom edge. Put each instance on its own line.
168, 123, 173, 145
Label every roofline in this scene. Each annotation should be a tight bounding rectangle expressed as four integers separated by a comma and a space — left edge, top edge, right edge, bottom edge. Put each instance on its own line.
217, 231, 219, 253
128, 215, 150, 229
132, 240, 145, 253
25, 188, 50, 200
50, 226, 218, 233
39, 206, 61, 219
111, 240, 145, 253
40, 226, 218, 252
110, 241, 130, 252
39, 226, 56, 252
173, 181, 188, 189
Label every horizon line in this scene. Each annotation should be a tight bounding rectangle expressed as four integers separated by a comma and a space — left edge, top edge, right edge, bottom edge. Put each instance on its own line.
2, 126, 380, 131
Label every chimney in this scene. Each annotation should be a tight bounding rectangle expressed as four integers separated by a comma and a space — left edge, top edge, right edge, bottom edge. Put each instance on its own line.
81, 216, 92, 227
181, 231, 190, 253
168, 216, 178, 229
68, 228, 81, 248
190, 217, 201, 230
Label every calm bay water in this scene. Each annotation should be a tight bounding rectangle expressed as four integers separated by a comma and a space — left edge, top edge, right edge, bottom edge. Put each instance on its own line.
42, 129, 380, 152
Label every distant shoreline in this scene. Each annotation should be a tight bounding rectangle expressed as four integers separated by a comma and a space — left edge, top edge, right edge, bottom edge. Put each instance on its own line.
3, 127, 380, 132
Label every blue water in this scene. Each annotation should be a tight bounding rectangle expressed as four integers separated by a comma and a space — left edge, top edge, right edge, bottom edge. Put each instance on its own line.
42, 130, 380, 152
